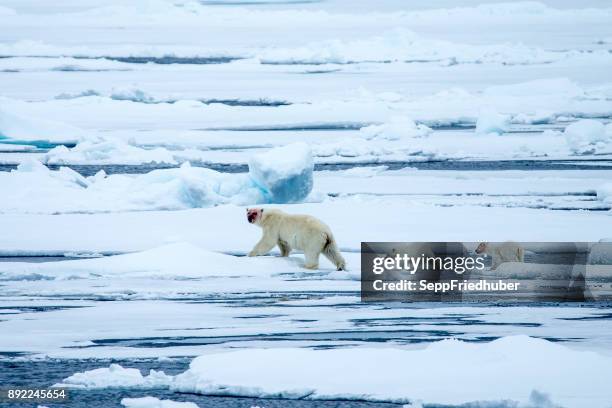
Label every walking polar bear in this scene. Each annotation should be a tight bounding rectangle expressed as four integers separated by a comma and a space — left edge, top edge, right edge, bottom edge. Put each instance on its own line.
246, 208, 346, 270
475, 241, 524, 270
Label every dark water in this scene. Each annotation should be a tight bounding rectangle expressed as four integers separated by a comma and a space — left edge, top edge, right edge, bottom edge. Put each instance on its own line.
0, 359, 402, 408
1, 159, 612, 177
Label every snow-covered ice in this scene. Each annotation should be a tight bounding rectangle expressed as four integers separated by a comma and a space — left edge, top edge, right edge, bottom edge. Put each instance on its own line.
1, 1, 612, 407
564, 119, 612, 154
44, 137, 178, 165
52, 336, 612, 408
170, 336, 612, 407
121, 397, 198, 408
476, 109, 511, 135
248, 142, 313, 203
59, 364, 171, 389
0, 143, 315, 213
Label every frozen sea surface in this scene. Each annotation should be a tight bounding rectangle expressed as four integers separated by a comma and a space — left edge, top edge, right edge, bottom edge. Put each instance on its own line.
1, 0, 612, 407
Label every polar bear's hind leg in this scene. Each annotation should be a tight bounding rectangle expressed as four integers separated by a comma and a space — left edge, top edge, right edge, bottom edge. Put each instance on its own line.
304, 249, 320, 269
323, 235, 346, 271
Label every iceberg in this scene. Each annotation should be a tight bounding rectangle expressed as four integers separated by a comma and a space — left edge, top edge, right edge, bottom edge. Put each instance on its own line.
248, 142, 314, 204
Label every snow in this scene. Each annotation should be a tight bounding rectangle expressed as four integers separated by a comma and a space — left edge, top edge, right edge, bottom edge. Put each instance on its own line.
597, 183, 612, 204
45, 137, 177, 165
0, 102, 82, 143
170, 336, 612, 407
564, 119, 612, 154
476, 109, 511, 135
1, 1, 612, 406
0, 242, 345, 281
255, 29, 582, 65
121, 397, 198, 408
0, 143, 315, 213
58, 363, 171, 389
1, 170, 611, 253
359, 117, 432, 140
247, 142, 314, 203
52, 336, 612, 407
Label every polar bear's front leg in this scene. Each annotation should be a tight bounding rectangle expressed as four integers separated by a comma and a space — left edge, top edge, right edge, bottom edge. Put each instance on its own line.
248, 236, 276, 257
278, 240, 291, 257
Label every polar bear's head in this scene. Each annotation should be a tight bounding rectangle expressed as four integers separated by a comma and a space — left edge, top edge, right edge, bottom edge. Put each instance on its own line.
475, 242, 489, 254
246, 208, 264, 224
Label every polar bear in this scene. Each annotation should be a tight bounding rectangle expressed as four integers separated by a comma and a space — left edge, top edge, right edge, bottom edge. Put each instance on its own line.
246, 208, 346, 270
475, 241, 524, 270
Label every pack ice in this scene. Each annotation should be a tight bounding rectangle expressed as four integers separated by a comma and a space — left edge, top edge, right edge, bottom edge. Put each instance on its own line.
0, 143, 314, 213
57, 336, 612, 408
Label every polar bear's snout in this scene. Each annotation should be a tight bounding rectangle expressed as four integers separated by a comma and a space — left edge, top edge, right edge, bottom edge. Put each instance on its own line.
247, 208, 262, 224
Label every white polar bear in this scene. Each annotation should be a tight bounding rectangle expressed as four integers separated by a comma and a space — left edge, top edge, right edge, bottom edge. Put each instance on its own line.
475, 241, 524, 270
246, 208, 346, 270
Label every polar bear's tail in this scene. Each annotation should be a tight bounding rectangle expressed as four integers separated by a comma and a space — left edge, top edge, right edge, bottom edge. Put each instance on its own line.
323, 235, 346, 271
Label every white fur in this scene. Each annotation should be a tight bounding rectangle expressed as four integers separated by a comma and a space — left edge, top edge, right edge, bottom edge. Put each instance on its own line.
476, 242, 524, 270
247, 208, 346, 270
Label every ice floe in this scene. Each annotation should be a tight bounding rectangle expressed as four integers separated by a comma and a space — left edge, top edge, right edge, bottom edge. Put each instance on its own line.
169, 336, 611, 407
45, 137, 177, 165
359, 117, 432, 140
121, 397, 197, 408
564, 119, 612, 155
0, 143, 315, 213
476, 109, 511, 135
55, 336, 612, 408
0, 102, 82, 143
58, 363, 171, 389
0, 242, 343, 281
597, 183, 612, 205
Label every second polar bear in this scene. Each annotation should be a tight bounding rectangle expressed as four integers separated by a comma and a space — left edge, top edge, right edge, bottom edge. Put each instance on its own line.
475, 241, 524, 270
247, 208, 346, 270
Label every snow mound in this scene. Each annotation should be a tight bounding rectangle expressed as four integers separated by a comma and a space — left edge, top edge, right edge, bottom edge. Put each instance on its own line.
121, 397, 198, 408
57, 364, 171, 389
597, 183, 612, 205
0, 242, 350, 281
110, 87, 157, 103
248, 142, 314, 203
476, 110, 511, 135
360, 117, 432, 140
45, 138, 177, 165
169, 336, 611, 407
564, 119, 611, 154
